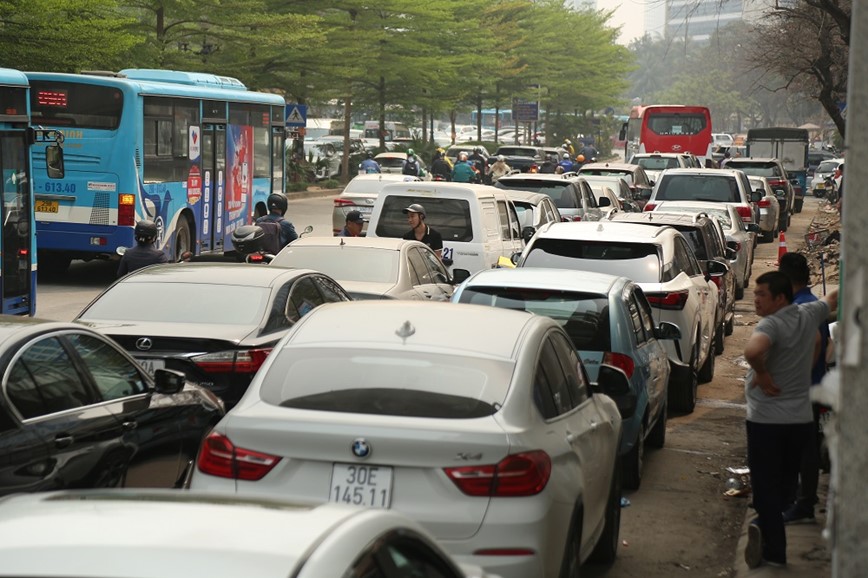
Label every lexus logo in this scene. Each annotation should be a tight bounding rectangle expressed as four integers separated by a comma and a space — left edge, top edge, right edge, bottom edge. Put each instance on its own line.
135, 337, 153, 351
351, 438, 371, 459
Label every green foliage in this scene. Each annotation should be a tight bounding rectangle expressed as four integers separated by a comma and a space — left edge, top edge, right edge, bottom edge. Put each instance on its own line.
285, 180, 311, 192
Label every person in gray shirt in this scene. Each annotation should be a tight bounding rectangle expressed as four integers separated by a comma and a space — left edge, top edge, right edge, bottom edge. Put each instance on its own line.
742, 271, 838, 569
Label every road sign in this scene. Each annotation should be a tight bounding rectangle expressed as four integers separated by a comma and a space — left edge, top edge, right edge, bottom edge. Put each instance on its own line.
512, 98, 539, 123
285, 104, 307, 127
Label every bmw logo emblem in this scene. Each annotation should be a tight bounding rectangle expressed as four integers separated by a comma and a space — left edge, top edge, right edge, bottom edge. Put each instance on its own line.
351, 438, 371, 459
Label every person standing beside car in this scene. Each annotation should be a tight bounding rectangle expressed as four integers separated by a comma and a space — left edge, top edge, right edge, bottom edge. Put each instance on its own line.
338, 210, 365, 238
401, 204, 443, 260
117, 220, 169, 277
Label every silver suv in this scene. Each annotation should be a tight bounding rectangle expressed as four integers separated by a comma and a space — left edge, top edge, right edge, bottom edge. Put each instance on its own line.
646, 168, 760, 228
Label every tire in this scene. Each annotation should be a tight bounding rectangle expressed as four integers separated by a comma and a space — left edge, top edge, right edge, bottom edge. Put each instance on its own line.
794, 198, 804, 213
673, 339, 699, 414
698, 336, 715, 383
559, 510, 582, 578
588, 464, 622, 564
173, 217, 192, 262
647, 401, 667, 449
622, 420, 645, 490
713, 323, 725, 355
779, 214, 788, 233
736, 283, 745, 300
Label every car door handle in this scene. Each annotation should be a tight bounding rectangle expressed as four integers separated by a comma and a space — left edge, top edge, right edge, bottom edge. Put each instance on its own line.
54, 435, 74, 449
566, 431, 580, 443
122, 421, 137, 431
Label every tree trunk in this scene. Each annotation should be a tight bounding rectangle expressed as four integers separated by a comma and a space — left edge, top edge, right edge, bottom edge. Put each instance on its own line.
422, 107, 428, 143
476, 94, 483, 142
341, 97, 352, 185
450, 110, 457, 145
378, 76, 387, 151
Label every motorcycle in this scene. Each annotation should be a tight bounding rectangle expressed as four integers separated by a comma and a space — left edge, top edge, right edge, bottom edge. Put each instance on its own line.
231, 224, 313, 264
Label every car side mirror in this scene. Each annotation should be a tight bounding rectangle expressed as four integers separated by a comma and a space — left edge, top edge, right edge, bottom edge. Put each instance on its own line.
618, 123, 627, 141
521, 226, 536, 243
640, 189, 652, 200
750, 190, 763, 203
451, 268, 471, 284
510, 251, 522, 266
153, 368, 186, 394
594, 364, 636, 419
725, 247, 738, 260
653, 321, 682, 341
746, 223, 760, 233
46, 144, 65, 179
598, 197, 611, 207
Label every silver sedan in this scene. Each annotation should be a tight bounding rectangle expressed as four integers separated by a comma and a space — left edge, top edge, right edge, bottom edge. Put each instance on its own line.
747, 176, 781, 242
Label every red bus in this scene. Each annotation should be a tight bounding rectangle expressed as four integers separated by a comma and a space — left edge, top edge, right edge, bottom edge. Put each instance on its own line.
621, 105, 713, 164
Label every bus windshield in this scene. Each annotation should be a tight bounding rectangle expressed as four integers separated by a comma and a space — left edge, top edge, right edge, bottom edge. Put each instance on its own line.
30, 81, 123, 130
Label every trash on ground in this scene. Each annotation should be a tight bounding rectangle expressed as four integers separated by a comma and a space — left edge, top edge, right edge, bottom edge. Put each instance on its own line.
620, 496, 631, 508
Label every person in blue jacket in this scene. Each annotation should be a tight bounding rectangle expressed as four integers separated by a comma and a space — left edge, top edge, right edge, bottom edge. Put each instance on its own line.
359, 152, 381, 174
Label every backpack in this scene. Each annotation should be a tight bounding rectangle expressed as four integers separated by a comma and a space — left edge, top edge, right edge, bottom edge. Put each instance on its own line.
402, 157, 418, 176
256, 217, 284, 255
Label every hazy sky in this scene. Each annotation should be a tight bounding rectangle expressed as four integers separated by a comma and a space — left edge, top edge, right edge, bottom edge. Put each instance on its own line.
598, 0, 649, 45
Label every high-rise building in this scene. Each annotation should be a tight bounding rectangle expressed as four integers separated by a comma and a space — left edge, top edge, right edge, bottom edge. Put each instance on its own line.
645, 0, 775, 42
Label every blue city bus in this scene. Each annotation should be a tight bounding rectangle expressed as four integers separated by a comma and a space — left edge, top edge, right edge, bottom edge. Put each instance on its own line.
26, 69, 286, 273
0, 68, 61, 315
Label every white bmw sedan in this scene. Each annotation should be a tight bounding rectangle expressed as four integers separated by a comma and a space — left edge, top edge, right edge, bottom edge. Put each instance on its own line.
191, 301, 625, 578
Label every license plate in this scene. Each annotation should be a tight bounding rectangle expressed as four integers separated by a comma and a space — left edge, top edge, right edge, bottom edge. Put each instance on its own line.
35, 200, 59, 213
817, 183, 825, 189
136, 357, 165, 375
330, 463, 392, 508
356, 206, 372, 214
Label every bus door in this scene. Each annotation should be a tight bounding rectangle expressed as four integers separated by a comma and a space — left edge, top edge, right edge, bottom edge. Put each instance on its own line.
0, 131, 33, 314
201, 123, 226, 253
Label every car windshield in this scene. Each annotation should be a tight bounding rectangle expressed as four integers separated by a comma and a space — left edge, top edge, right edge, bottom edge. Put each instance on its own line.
523, 239, 661, 283
458, 287, 611, 351
375, 195, 473, 242
729, 163, 780, 178
261, 348, 514, 418
79, 283, 269, 325
581, 168, 634, 185
816, 160, 840, 173
272, 247, 398, 284
655, 175, 740, 202
633, 157, 681, 170
495, 180, 572, 207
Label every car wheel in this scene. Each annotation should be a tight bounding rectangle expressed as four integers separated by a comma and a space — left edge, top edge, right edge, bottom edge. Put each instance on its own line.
714, 323, 725, 355
173, 217, 192, 262
588, 464, 621, 565
559, 510, 582, 578
672, 338, 699, 414
622, 420, 645, 490
779, 214, 788, 232
736, 283, 745, 300
647, 401, 667, 448
698, 335, 715, 383
795, 198, 804, 213
725, 315, 734, 336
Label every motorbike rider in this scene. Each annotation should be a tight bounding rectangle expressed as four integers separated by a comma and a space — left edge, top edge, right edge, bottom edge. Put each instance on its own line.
451, 152, 477, 183
574, 153, 586, 169
117, 219, 169, 277
430, 150, 452, 181
432, 147, 453, 170
255, 193, 298, 254
558, 152, 575, 173
578, 140, 598, 162
359, 151, 381, 174
540, 153, 558, 174
469, 147, 487, 180
402, 149, 422, 177
488, 155, 512, 183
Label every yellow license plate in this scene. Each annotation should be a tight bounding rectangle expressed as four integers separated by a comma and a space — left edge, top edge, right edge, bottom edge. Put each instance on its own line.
35, 200, 59, 213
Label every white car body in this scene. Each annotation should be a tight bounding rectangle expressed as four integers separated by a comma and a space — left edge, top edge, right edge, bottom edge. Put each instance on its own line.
646, 168, 760, 228
375, 152, 432, 180
0, 490, 495, 578
271, 237, 455, 301
502, 190, 562, 232
810, 158, 845, 195
747, 175, 782, 239
589, 185, 623, 217
332, 173, 422, 235
191, 301, 624, 578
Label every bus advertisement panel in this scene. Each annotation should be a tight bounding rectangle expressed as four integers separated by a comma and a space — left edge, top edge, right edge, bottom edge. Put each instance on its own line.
27, 69, 286, 274
623, 105, 714, 164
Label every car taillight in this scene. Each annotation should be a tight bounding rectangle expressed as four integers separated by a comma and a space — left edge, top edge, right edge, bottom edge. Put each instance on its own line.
191, 348, 273, 374
644, 202, 656, 212
730, 241, 742, 252
758, 198, 771, 208
602, 351, 635, 378
118, 193, 136, 226
444, 450, 551, 497
529, 164, 539, 173
766, 179, 786, 189
646, 290, 690, 310
197, 432, 281, 481
571, 215, 582, 222
709, 273, 724, 289
736, 205, 752, 222
333, 198, 356, 207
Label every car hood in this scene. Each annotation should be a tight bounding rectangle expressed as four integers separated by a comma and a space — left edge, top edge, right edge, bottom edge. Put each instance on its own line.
76, 320, 261, 344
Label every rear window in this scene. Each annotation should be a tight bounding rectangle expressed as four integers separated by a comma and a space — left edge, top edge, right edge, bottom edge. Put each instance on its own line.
260, 348, 514, 418
495, 180, 572, 207
497, 147, 538, 157
633, 156, 681, 170
457, 287, 611, 351
729, 162, 779, 178
375, 195, 473, 242
523, 239, 662, 283
816, 160, 841, 173
580, 168, 634, 185
377, 157, 405, 169
655, 174, 740, 202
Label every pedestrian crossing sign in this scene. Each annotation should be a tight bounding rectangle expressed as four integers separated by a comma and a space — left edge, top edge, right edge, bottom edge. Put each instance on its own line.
285, 104, 307, 127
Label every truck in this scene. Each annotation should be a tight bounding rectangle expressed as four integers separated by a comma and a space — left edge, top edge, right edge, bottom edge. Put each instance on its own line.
746, 127, 809, 213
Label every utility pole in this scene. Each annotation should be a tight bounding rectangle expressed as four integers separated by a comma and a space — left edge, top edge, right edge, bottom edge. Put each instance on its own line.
833, 0, 868, 573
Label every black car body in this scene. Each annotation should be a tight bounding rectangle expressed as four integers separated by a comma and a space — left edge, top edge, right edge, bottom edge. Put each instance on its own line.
493, 146, 544, 173
0, 318, 223, 495
75, 263, 352, 408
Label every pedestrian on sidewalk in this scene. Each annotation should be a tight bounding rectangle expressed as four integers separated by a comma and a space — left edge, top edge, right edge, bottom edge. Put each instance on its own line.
743, 271, 837, 569
778, 253, 830, 525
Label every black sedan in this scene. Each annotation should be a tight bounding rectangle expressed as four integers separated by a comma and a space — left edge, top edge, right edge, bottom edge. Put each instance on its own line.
0, 318, 224, 496
75, 263, 352, 408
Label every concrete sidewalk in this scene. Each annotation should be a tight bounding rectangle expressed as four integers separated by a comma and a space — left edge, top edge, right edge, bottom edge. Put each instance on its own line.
734, 472, 832, 576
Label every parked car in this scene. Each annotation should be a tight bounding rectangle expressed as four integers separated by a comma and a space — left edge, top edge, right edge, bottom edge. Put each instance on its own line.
271, 237, 458, 301
611, 211, 737, 356
0, 490, 496, 578
494, 173, 604, 222
589, 185, 623, 217
578, 162, 655, 205
493, 145, 545, 173
331, 173, 422, 235
502, 189, 562, 234
628, 152, 700, 183
374, 152, 431, 179
191, 300, 626, 578
810, 158, 845, 198
516, 221, 723, 413
724, 157, 796, 219
645, 167, 761, 228
580, 174, 644, 212
0, 317, 223, 495
808, 149, 838, 176
640, 201, 758, 299
746, 175, 784, 240
75, 263, 352, 408
366, 181, 525, 275
453, 268, 681, 489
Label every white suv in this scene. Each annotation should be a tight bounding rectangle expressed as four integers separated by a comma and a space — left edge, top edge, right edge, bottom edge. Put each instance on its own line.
517, 221, 722, 413
645, 168, 760, 228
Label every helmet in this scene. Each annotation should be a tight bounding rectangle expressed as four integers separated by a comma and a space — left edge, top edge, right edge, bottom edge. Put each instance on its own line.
562, 152, 571, 159
458, 152, 468, 161
402, 203, 426, 218
407, 148, 415, 157
576, 154, 585, 162
267, 193, 288, 215
564, 138, 572, 144
474, 146, 484, 154
134, 219, 158, 243
366, 151, 373, 159
497, 155, 505, 162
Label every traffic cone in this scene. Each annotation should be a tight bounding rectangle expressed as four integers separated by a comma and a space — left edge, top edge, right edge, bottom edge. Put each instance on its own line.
776, 231, 788, 265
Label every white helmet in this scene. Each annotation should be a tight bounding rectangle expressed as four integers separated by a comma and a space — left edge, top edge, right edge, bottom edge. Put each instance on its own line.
497, 155, 505, 162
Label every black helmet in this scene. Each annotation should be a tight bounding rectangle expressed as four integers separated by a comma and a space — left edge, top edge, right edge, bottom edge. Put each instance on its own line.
366, 151, 373, 159
134, 219, 158, 243
267, 193, 288, 215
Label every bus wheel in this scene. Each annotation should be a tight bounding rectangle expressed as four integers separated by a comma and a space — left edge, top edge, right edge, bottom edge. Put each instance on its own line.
173, 218, 192, 262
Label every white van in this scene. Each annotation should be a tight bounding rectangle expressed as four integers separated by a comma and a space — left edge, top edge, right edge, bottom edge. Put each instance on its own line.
366, 182, 526, 276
